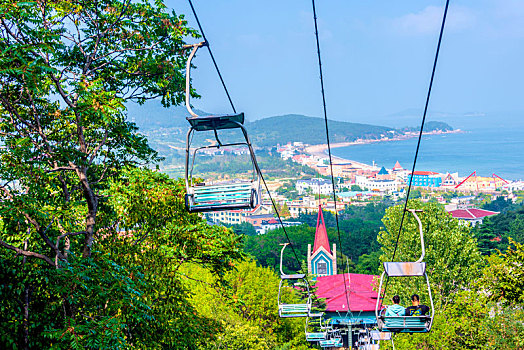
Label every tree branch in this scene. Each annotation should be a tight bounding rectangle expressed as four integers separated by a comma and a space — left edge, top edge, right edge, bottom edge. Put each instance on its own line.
0, 239, 54, 266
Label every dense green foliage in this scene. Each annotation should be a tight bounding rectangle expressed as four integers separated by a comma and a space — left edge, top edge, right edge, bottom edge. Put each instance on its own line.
473, 202, 524, 254
0, 0, 200, 347
180, 260, 308, 350
0, 2, 306, 348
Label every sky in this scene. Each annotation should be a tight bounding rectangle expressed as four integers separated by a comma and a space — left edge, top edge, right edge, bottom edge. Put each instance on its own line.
166, 0, 524, 127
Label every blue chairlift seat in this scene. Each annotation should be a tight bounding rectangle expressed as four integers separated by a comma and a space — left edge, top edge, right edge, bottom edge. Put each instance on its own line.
306, 332, 328, 342
183, 43, 261, 213
379, 315, 431, 333
186, 181, 257, 213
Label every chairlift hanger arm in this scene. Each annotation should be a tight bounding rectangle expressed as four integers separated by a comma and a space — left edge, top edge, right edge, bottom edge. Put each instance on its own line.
185, 42, 207, 118
407, 209, 425, 263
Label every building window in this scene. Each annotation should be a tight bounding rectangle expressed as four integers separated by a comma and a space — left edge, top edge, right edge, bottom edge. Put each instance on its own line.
317, 261, 327, 275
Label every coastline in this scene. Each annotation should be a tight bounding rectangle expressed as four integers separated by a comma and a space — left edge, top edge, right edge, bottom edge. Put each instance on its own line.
304, 129, 462, 169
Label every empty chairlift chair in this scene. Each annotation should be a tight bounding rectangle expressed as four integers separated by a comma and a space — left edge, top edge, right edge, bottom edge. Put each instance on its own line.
183, 42, 261, 212
319, 328, 343, 348
375, 209, 435, 333
305, 314, 329, 342
278, 243, 317, 318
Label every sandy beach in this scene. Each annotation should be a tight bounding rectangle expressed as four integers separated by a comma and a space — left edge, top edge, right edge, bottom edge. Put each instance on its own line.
304, 129, 462, 170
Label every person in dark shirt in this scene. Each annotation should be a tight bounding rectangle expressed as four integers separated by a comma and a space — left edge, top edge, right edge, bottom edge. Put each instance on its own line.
405, 294, 430, 316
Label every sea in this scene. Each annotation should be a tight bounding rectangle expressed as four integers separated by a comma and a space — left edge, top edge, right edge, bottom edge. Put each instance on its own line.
332, 118, 524, 181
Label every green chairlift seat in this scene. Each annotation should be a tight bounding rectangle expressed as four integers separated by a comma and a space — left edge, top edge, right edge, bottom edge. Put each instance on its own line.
375, 210, 435, 334
183, 42, 261, 213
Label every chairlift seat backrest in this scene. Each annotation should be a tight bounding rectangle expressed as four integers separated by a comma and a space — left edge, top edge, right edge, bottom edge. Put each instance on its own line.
306, 332, 327, 341
186, 113, 244, 131
281, 273, 306, 280
383, 261, 426, 277
279, 303, 311, 318
186, 182, 256, 212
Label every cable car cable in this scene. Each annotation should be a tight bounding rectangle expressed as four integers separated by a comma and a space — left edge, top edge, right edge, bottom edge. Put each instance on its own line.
381, 0, 450, 304
187, 0, 237, 113
311, 0, 352, 316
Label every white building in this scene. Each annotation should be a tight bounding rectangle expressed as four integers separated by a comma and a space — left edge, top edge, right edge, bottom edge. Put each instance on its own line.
296, 178, 333, 195
354, 175, 399, 194
502, 181, 524, 192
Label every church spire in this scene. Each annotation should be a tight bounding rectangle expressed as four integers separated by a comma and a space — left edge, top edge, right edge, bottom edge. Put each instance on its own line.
313, 205, 331, 254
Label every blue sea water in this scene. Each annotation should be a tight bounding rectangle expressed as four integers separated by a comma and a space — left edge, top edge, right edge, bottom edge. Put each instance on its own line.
332, 124, 524, 181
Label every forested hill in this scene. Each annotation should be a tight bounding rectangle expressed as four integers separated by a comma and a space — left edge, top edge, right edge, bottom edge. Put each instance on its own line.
128, 104, 454, 148
246, 114, 396, 147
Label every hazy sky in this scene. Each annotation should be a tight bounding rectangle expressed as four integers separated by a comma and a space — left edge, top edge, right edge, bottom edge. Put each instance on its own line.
167, 0, 524, 125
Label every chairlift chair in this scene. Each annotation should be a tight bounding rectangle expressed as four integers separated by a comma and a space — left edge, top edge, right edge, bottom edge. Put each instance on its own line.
278, 243, 317, 318
183, 42, 261, 212
319, 328, 343, 348
375, 209, 435, 333
305, 314, 329, 342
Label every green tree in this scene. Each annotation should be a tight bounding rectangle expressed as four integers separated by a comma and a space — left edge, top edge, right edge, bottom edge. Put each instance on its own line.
180, 260, 308, 350
481, 238, 524, 304
281, 202, 291, 217
0, 1, 204, 347
99, 168, 244, 349
231, 222, 258, 236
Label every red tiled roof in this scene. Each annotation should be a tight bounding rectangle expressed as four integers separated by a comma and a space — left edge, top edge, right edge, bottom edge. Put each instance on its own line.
313, 206, 331, 254
315, 273, 379, 312
449, 208, 499, 220
411, 171, 439, 176
393, 161, 403, 170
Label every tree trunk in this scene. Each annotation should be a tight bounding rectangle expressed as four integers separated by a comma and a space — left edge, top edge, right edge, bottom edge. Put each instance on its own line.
23, 286, 29, 350
78, 167, 98, 258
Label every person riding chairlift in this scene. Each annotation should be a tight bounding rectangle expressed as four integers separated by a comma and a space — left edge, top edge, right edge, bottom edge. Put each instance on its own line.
384, 295, 405, 317
405, 294, 430, 316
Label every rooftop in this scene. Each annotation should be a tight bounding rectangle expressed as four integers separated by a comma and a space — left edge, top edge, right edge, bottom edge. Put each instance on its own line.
315, 273, 378, 312
410, 171, 440, 176
449, 208, 499, 220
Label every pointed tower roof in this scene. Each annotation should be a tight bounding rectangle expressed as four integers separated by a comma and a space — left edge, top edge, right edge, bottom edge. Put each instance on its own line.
393, 161, 403, 170
313, 205, 331, 254
378, 166, 388, 175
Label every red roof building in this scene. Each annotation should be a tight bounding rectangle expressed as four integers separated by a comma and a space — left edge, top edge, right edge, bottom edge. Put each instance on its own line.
411, 171, 439, 176
449, 208, 499, 226
315, 273, 379, 312
393, 161, 403, 171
